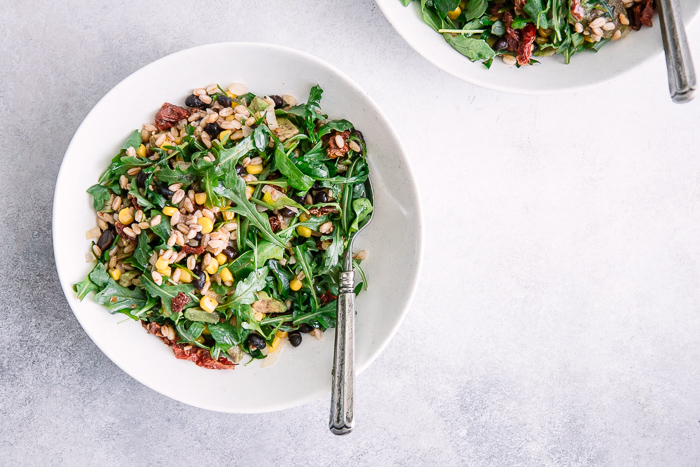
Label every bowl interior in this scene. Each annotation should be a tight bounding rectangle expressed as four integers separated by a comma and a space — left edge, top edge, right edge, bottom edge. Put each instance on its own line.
376, 0, 700, 93
53, 43, 422, 413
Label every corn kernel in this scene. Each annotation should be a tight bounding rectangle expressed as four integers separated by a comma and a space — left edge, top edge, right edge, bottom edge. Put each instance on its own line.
263, 191, 274, 205
215, 253, 228, 265
270, 336, 281, 351
195, 336, 205, 344
205, 258, 219, 275
245, 186, 255, 200
157, 267, 171, 277
222, 210, 234, 221
194, 192, 207, 205
297, 226, 312, 238
225, 115, 236, 122
179, 270, 192, 283
200, 296, 218, 313
447, 6, 461, 19
226, 91, 236, 99
290, 278, 303, 291
202, 325, 211, 335
155, 258, 168, 270
162, 206, 178, 216
136, 144, 147, 158
118, 207, 134, 225
159, 138, 171, 148
219, 267, 233, 283
254, 311, 264, 321
197, 216, 214, 234
246, 164, 263, 175
299, 212, 309, 222
218, 130, 231, 142
276, 330, 288, 338
108, 268, 121, 281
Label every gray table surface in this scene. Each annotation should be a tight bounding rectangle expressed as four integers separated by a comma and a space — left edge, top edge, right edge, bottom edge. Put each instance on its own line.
3, 0, 700, 465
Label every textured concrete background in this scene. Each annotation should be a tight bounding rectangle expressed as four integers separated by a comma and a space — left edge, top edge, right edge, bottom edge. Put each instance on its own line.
2, 0, 700, 465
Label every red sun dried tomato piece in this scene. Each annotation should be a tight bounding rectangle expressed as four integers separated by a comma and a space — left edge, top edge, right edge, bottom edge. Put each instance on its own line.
172, 344, 236, 370
182, 245, 205, 255
570, 0, 585, 21
170, 292, 190, 314
503, 12, 522, 53
154, 103, 190, 131
517, 24, 537, 66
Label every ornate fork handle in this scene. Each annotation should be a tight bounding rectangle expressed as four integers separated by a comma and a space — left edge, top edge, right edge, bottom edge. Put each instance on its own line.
657, 0, 696, 103
329, 269, 355, 435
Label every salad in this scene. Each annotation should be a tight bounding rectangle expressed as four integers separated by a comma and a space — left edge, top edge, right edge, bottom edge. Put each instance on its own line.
401, 0, 655, 66
74, 83, 372, 369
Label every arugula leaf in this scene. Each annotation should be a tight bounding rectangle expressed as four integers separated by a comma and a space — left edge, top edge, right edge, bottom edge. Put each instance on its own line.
128, 184, 155, 210
230, 267, 270, 305
317, 120, 354, 140
208, 323, 240, 349
217, 136, 255, 168
491, 20, 506, 36
93, 279, 146, 313
140, 274, 197, 315
132, 233, 152, 270
293, 245, 318, 308
400, 0, 412, 5
121, 130, 141, 151
433, 0, 460, 17
273, 144, 314, 192
213, 177, 286, 248
524, 0, 550, 28
74, 277, 98, 300
89, 263, 110, 288
320, 227, 344, 274
443, 34, 495, 62
462, 0, 488, 21
420, 0, 445, 31
149, 210, 172, 242
253, 125, 268, 152
87, 185, 111, 211
350, 198, 373, 234
176, 321, 206, 346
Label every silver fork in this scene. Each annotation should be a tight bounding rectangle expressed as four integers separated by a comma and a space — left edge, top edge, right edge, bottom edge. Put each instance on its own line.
657, 0, 696, 103
329, 176, 374, 435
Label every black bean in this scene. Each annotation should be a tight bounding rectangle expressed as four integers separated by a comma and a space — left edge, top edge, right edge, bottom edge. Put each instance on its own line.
135, 171, 148, 189
313, 181, 322, 189
314, 191, 328, 204
96, 228, 115, 252
216, 95, 232, 108
269, 95, 285, 108
247, 333, 267, 350
235, 164, 244, 175
185, 94, 206, 109
222, 246, 239, 260
194, 232, 202, 242
291, 193, 306, 205
494, 38, 508, 51
156, 183, 174, 198
288, 331, 302, 347
192, 270, 206, 290
279, 207, 295, 217
204, 122, 221, 137
298, 323, 313, 333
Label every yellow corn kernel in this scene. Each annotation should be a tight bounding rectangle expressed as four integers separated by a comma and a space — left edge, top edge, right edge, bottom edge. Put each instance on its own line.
215, 253, 228, 265
155, 257, 168, 270
162, 206, 178, 216
118, 207, 134, 225
157, 267, 171, 277
179, 270, 192, 283
276, 330, 288, 338
270, 336, 281, 352
226, 91, 236, 99
222, 210, 234, 221
254, 311, 264, 321
174, 137, 182, 144
219, 267, 233, 283
299, 212, 309, 222
262, 191, 274, 205
245, 186, 255, 200
158, 138, 171, 148
225, 115, 236, 122
108, 268, 121, 281
200, 296, 218, 313
290, 278, 303, 291
246, 164, 263, 175
195, 336, 205, 344
198, 216, 214, 234
297, 226, 312, 238
136, 144, 147, 158
202, 325, 211, 335
194, 192, 207, 205
205, 258, 219, 275
218, 130, 231, 142
447, 6, 461, 19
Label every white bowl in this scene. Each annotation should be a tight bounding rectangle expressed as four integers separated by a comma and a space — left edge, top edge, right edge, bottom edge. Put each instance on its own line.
53, 43, 423, 413
376, 0, 700, 94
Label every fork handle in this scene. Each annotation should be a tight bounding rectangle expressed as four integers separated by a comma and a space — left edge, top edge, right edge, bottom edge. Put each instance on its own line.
329, 270, 355, 435
657, 0, 696, 103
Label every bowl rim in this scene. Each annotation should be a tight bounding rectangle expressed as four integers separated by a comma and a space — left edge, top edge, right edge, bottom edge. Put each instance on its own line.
375, 0, 700, 95
52, 41, 424, 413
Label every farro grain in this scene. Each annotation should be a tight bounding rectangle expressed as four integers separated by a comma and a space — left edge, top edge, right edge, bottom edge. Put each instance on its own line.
151, 271, 163, 286
167, 233, 177, 247
150, 215, 162, 227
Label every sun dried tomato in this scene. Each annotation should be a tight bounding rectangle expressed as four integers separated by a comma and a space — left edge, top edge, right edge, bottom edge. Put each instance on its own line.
172, 344, 236, 370
142, 321, 176, 345
154, 103, 190, 131
131, 197, 141, 211
570, 0, 585, 21
640, 0, 654, 27
114, 222, 136, 242
320, 292, 337, 306
325, 130, 351, 159
170, 292, 190, 314
269, 215, 281, 233
182, 245, 205, 255
503, 12, 522, 53
517, 24, 537, 66
514, 0, 527, 16
308, 206, 338, 217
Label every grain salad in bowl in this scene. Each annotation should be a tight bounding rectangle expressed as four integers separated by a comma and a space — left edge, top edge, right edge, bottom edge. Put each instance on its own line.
74, 83, 373, 370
